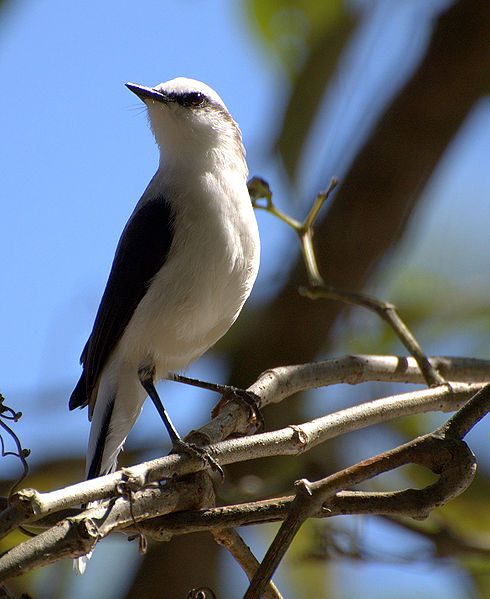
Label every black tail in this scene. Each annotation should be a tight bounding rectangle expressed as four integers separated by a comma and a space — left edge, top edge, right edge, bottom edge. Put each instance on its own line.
86, 397, 115, 479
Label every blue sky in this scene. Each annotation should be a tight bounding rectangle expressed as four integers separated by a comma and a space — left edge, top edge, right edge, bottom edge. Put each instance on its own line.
0, 1, 488, 597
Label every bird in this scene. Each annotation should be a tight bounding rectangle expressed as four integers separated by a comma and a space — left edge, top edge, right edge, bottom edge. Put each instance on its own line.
69, 77, 260, 480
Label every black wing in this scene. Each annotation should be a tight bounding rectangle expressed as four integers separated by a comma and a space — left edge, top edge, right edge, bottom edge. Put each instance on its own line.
69, 196, 174, 410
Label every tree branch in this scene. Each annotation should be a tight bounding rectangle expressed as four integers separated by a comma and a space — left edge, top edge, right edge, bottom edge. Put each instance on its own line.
250, 176, 446, 387
243, 383, 486, 598
211, 528, 283, 599
0, 370, 484, 540
0, 358, 487, 583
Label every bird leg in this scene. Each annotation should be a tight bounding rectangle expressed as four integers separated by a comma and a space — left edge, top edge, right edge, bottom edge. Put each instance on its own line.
168, 373, 264, 430
138, 368, 223, 476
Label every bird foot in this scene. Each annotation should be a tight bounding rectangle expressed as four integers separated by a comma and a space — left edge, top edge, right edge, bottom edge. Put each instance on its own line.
211, 387, 264, 431
172, 438, 224, 478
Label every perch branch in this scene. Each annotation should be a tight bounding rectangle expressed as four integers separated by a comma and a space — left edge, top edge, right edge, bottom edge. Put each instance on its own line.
0, 362, 487, 581
0, 374, 482, 541
1, 355, 487, 539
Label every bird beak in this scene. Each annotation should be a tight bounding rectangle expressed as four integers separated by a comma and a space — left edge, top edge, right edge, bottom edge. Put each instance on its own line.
126, 83, 172, 104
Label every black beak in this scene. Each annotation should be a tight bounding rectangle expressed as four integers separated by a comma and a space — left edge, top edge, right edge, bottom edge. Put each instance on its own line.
126, 83, 172, 104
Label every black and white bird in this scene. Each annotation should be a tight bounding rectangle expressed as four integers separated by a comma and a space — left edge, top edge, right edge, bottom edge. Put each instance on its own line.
69, 77, 260, 480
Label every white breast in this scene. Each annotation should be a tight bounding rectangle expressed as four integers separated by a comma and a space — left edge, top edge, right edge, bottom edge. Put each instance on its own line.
116, 167, 260, 379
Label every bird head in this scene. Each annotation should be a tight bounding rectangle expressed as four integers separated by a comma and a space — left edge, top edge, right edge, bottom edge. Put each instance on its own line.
126, 77, 245, 172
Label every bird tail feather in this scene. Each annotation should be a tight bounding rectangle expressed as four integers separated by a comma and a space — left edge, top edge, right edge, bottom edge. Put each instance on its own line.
75, 377, 147, 572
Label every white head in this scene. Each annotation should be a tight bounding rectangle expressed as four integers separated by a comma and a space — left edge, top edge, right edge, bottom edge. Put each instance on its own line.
126, 77, 246, 174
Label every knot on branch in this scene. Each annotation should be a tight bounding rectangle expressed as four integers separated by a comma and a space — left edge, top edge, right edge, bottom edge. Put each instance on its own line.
288, 425, 310, 452
294, 478, 313, 497
75, 518, 99, 543
9, 489, 41, 517
413, 436, 472, 474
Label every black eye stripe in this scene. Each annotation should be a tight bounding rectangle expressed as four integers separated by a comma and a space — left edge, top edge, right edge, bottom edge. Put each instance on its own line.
169, 91, 208, 107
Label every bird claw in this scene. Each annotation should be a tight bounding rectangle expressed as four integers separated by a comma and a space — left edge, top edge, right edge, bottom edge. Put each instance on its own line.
172, 439, 224, 478
212, 387, 265, 431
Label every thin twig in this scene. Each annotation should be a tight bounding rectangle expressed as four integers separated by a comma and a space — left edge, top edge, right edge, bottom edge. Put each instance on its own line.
248, 177, 446, 387
301, 286, 446, 387
0, 394, 30, 498
212, 528, 283, 599
437, 382, 490, 439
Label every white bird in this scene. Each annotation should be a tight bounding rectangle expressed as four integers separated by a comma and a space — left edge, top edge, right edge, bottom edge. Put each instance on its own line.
70, 77, 260, 480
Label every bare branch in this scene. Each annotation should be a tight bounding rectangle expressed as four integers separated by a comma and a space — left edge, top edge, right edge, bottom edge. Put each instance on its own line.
211, 528, 283, 599
197, 355, 489, 444
1, 355, 487, 539
1, 377, 483, 540
242, 383, 487, 598
0, 518, 99, 582
437, 382, 490, 439
0, 473, 214, 581
249, 177, 446, 387
0, 356, 487, 582
301, 286, 446, 386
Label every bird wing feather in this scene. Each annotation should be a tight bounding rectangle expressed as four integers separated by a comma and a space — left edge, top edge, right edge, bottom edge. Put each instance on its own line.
69, 196, 174, 412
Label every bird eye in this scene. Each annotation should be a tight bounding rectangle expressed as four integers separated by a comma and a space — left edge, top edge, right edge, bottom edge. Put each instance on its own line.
182, 91, 205, 107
